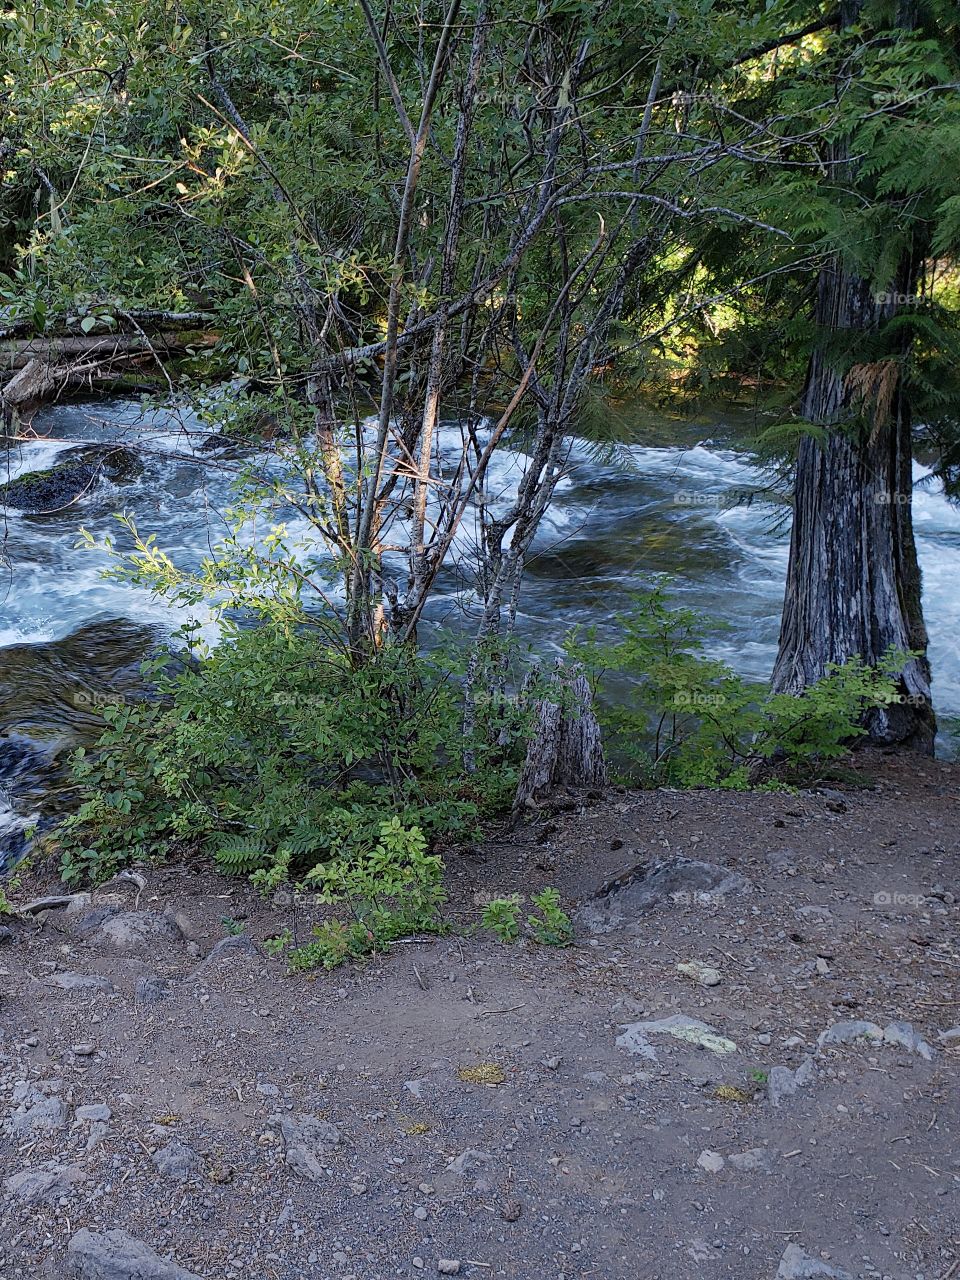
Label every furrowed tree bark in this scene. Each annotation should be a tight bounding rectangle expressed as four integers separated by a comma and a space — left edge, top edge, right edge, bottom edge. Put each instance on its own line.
514, 661, 607, 811
771, 0, 935, 754
771, 264, 935, 750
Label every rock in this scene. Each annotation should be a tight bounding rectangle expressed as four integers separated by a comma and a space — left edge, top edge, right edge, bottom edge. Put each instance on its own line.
4, 1161, 86, 1203
189, 932, 257, 978
437, 1148, 494, 1194
48, 972, 116, 993
938, 1026, 960, 1044
4, 1084, 68, 1135
76, 1103, 111, 1123
0, 446, 142, 515
768, 1056, 816, 1106
882, 1021, 934, 1059
728, 1148, 773, 1173
696, 1149, 725, 1173
775, 1243, 852, 1278
677, 960, 722, 987
273, 1113, 341, 1181
617, 1014, 737, 1061
20, 892, 92, 916
578, 856, 753, 933
796, 906, 833, 922
66, 1227, 204, 1280
0, 924, 14, 944
437, 1263, 461, 1276
75, 909, 183, 952
136, 976, 173, 1005
817, 1020, 883, 1048
152, 1138, 201, 1182
72, 1042, 97, 1056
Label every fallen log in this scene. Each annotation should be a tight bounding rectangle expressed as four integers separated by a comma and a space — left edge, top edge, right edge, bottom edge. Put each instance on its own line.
1, 329, 218, 370
0, 328, 218, 415
0, 309, 211, 343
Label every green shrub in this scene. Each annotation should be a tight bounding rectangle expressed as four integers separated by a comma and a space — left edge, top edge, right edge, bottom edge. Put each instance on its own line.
283, 819, 446, 970
481, 895, 523, 943
527, 887, 574, 946
56, 622, 530, 885
481, 888, 573, 947
567, 580, 908, 788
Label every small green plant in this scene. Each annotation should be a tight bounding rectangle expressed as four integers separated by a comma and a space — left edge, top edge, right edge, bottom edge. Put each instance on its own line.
527, 888, 574, 946
481, 888, 573, 946
750, 1068, 769, 1084
220, 916, 246, 936
270, 819, 447, 971
568, 579, 909, 788
481, 895, 523, 943
263, 927, 293, 957
0, 887, 13, 916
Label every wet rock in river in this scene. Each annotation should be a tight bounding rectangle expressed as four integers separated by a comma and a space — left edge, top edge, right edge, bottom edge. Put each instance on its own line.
0, 445, 142, 514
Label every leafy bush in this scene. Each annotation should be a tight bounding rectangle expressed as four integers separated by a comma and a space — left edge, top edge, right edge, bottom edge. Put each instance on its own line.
281, 819, 447, 970
56, 622, 530, 885
527, 888, 574, 947
480, 895, 523, 943
481, 888, 573, 947
568, 580, 907, 788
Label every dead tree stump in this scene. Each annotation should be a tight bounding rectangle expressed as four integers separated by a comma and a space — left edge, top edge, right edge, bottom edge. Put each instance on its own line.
514, 660, 607, 811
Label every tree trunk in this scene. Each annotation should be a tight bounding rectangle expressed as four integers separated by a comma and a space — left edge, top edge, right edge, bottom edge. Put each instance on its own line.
771, 261, 936, 752
514, 661, 607, 811
771, 0, 934, 754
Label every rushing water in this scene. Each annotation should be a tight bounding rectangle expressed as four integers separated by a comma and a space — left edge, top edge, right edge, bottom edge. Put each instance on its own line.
2, 397, 959, 860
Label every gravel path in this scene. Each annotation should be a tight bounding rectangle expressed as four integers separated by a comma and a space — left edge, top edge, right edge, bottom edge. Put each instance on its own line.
0, 751, 957, 1279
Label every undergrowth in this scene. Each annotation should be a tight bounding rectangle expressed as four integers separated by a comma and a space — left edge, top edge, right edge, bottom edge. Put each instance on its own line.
567, 580, 910, 788
55, 622, 531, 888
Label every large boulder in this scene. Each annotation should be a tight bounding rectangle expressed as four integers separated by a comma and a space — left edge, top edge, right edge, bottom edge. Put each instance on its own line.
577, 855, 753, 934
66, 1229, 205, 1280
0, 445, 142, 514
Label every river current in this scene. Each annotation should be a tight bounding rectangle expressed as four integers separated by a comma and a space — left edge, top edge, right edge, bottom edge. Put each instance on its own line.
2, 397, 958, 861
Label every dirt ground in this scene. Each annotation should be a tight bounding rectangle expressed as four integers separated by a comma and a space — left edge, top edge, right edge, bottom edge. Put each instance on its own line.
0, 749, 957, 1280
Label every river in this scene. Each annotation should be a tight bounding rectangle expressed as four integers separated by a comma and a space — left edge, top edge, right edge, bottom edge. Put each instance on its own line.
2, 396, 959, 863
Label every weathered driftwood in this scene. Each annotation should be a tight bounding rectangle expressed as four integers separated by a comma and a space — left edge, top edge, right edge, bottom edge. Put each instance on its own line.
0, 309, 210, 344
0, 327, 217, 413
0, 331, 213, 368
514, 660, 607, 810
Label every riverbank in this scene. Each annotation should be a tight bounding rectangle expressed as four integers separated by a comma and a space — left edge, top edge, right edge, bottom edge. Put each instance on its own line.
0, 750, 957, 1279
